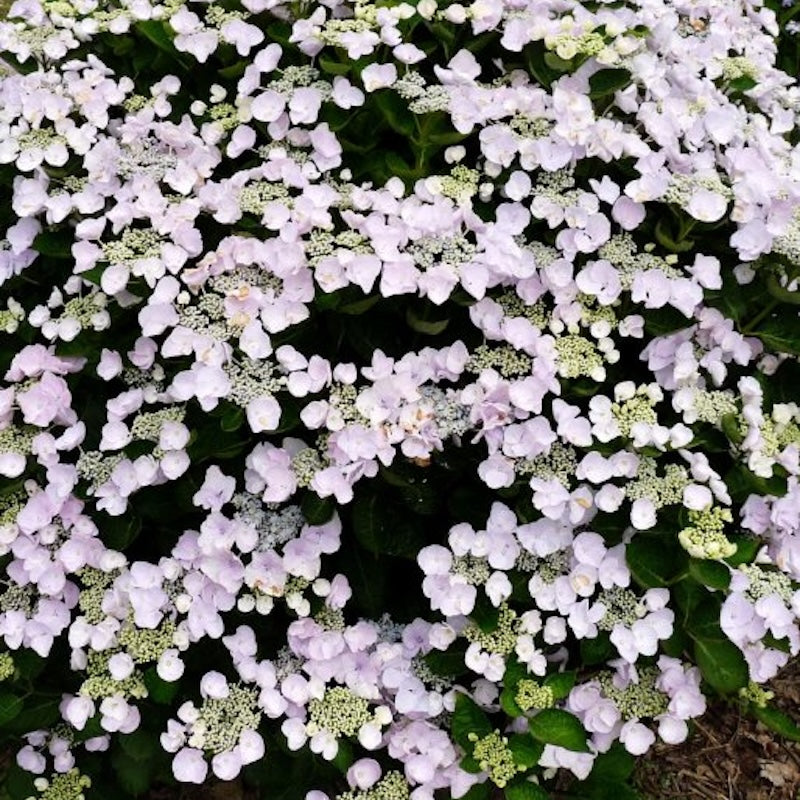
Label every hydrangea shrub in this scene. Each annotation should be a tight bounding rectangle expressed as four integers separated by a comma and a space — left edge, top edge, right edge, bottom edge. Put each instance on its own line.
1, 0, 800, 797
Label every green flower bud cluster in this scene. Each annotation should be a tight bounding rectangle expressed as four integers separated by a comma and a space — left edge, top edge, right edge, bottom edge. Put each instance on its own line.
598, 235, 682, 289
467, 344, 533, 378
204, 5, 245, 26
495, 291, 550, 331
678, 506, 736, 560
611, 390, 658, 438
337, 771, 410, 800
626, 458, 688, 509
238, 180, 292, 215
225, 357, 286, 407
319, 17, 376, 46
267, 66, 320, 95
719, 56, 758, 81
0, 487, 27, 531
61, 292, 108, 329
130, 406, 185, 443
467, 730, 522, 788
437, 166, 480, 204
554, 333, 606, 381
0, 651, 15, 681
330, 383, 368, 425
690, 390, 738, 425
315, 605, 345, 631
411, 655, 453, 694
739, 564, 794, 604
28, 769, 91, 800
0, 297, 24, 333
509, 114, 552, 139
118, 618, 176, 663
408, 234, 476, 270
80, 650, 147, 700
451, 554, 491, 585
464, 604, 520, 656
207, 103, 240, 131
189, 684, 261, 754
771, 209, 800, 266
596, 587, 646, 631
514, 550, 569, 581
0, 582, 34, 615
544, 30, 606, 60
0, 424, 35, 458
117, 138, 178, 181
77, 568, 117, 625
515, 440, 578, 487
307, 686, 372, 738
515, 679, 554, 711
76, 451, 124, 495
739, 680, 774, 708
102, 228, 163, 266
597, 666, 669, 719
209, 264, 283, 298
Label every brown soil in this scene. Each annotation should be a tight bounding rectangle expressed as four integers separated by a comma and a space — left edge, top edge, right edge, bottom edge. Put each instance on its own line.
634, 660, 800, 800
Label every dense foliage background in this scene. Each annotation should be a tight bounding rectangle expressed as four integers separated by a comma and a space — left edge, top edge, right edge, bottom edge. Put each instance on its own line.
2, 0, 800, 798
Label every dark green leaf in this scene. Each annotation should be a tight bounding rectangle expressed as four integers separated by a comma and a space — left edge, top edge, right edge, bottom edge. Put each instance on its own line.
451, 693, 492, 750
543, 671, 576, 700
32, 230, 73, 258
626, 531, 688, 588
688, 559, 731, 590
752, 704, 800, 742
112, 748, 153, 796
143, 668, 179, 705
119, 729, 158, 762
528, 709, 588, 752
508, 733, 543, 769
752, 308, 800, 356
505, 779, 550, 800
406, 306, 450, 335
301, 492, 336, 525
694, 637, 749, 693
374, 91, 415, 137
0, 692, 23, 727
588, 68, 632, 98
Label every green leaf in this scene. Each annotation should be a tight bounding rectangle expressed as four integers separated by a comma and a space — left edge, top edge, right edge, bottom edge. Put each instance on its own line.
505, 779, 550, 800
580, 634, 613, 666
119, 729, 158, 762
405, 306, 450, 335
725, 535, 761, 566
694, 637, 749, 693
725, 464, 788, 503
588, 743, 635, 782
507, 734, 543, 769
112, 748, 154, 796
220, 405, 244, 432
752, 704, 800, 742
331, 737, 354, 772
500, 686, 524, 718
543, 671, 576, 700
143, 668, 179, 705
588, 68, 632, 98
728, 75, 757, 92
654, 217, 695, 253
451, 693, 492, 750
319, 55, 351, 75
688, 558, 731, 590
32, 230, 73, 258
752, 307, 800, 356
626, 531, 688, 588
301, 492, 336, 525
0, 693, 23, 727
528, 709, 588, 752
374, 91, 415, 137
459, 782, 491, 800
2, 696, 60, 736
